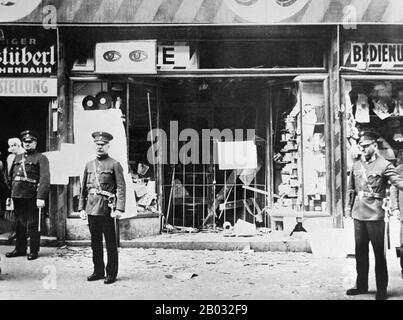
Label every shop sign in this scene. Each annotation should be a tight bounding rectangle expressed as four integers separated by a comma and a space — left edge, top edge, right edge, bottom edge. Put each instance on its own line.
348, 42, 403, 69
95, 40, 157, 74
223, 0, 309, 23
157, 45, 194, 70
0, 77, 57, 96
0, 26, 57, 76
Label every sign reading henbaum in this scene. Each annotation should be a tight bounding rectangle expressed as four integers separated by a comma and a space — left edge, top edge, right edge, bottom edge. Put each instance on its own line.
0, 26, 57, 96
0, 26, 57, 76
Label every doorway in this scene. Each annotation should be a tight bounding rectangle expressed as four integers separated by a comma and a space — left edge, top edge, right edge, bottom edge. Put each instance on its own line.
160, 77, 269, 229
0, 97, 49, 167
0, 97, 49, 235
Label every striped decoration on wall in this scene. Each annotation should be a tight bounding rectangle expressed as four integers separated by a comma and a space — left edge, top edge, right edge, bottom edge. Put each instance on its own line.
8, 0, 403, 24
329, 27, 343, 228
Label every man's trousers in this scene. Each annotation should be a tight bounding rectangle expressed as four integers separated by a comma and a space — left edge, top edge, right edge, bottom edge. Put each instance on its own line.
13, 198, 40, 254
354, 219, 388, 292
88, 214, 118, 278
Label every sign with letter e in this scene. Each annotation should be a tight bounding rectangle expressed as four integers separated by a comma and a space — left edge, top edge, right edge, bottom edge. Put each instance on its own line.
157, 45, 191, 70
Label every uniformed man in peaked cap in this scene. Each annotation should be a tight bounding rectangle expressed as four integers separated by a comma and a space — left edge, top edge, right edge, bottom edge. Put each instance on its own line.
5, 130, 50, 261
79, 131, 126, 284
345, 130, 403, 300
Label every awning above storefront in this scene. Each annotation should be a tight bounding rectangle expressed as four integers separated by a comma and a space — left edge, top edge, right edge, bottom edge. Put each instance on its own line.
3, 0, 403, 25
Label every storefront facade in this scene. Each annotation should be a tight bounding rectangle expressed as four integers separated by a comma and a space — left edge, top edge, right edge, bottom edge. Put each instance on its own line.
0, 25, 60, 239
2, 0, 403, 242
340, 26, 403, 221
58, 24, 335, 240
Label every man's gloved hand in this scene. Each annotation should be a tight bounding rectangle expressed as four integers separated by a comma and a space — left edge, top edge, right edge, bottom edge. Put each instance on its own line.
111, 209, 123, 218
36, 199, 45, 208
345, 208, 352, 219
392, 209, 401, 220
79, 210, 87, 220
6, 198, 13, 210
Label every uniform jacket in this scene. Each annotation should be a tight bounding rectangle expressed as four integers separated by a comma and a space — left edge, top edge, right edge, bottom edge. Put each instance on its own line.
9, 150, 50, 200
390, 164, 403, 222
78, 155, 126, 216
0, 161, 8, 199
346, 154, 403, 221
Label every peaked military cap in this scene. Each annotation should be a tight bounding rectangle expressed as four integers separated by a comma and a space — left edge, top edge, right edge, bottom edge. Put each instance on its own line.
359, 130, 379, 146
92, 131, 113, 144
20, 130, 39, 142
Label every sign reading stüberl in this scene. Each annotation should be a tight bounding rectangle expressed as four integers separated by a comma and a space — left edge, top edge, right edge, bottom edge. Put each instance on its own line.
348, 42, 403, 69
0, 26, 57, 76
0, 26, 57, 96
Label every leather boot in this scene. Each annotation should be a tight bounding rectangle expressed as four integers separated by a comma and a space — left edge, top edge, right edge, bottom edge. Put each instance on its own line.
5, 249, 26, 258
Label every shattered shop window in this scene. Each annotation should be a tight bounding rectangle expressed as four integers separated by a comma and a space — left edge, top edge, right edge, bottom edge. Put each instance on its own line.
344, 80, 403, 170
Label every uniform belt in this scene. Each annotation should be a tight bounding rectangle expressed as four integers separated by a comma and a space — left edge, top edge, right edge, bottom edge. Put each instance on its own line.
357, 190, 382, 199
13, 176, 37, 184
88, 188, 115, 198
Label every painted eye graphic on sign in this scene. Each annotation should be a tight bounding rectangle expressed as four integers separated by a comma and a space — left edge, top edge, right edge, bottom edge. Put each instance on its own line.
234, 0, 259, 5
223, 0, 309, 23
1, 1, 16, 6
103, 51, 122, 62
275, 0, 298, 7
0, 0, 41, 22
129, 50, 148, 62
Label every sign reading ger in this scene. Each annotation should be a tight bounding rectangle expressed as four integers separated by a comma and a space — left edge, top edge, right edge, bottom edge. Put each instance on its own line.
351, 42, 403, 69
0, 26, 58, 77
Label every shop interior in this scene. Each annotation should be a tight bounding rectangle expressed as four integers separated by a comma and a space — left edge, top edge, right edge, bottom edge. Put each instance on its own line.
345, 79, 403, 171
270, 80, 328, 217
70, 76, 329, 230
160, 78, 268, 229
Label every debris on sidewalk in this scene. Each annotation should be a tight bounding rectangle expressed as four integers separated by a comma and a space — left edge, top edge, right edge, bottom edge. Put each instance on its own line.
165, 272, 198, 280
258, 227, 272, 235
241, 246, 254, 253
234, 219, 256, 237
163, 224, 200, 234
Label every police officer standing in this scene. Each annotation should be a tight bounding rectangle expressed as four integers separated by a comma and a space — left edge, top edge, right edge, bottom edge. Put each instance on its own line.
0, 156, 8, 215
389, 161, 403, 279
79, 131, 126, 284
5, 130, 50, 261
345, 131, 403, 300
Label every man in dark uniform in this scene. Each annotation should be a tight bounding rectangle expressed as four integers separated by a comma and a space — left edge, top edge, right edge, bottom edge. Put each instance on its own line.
79, 131, 126, 284
5, 130, 50, 261
0, 157, 8, 215
345, 130, 403, 300
390, 161, 403, 279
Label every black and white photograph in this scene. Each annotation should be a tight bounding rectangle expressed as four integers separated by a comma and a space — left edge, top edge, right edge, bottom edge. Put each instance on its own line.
1, 0, 403, 311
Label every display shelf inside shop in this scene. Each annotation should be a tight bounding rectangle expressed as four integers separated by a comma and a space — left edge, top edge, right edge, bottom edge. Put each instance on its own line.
279, 148, 298, 153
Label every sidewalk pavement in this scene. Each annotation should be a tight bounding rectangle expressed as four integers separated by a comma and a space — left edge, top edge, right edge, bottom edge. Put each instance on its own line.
0, 230, 311, 252
1, 244, 403, 300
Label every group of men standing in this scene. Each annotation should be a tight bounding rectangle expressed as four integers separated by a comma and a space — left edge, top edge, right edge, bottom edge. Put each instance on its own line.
2, 128, 403, 296
1, 129, 125, 285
